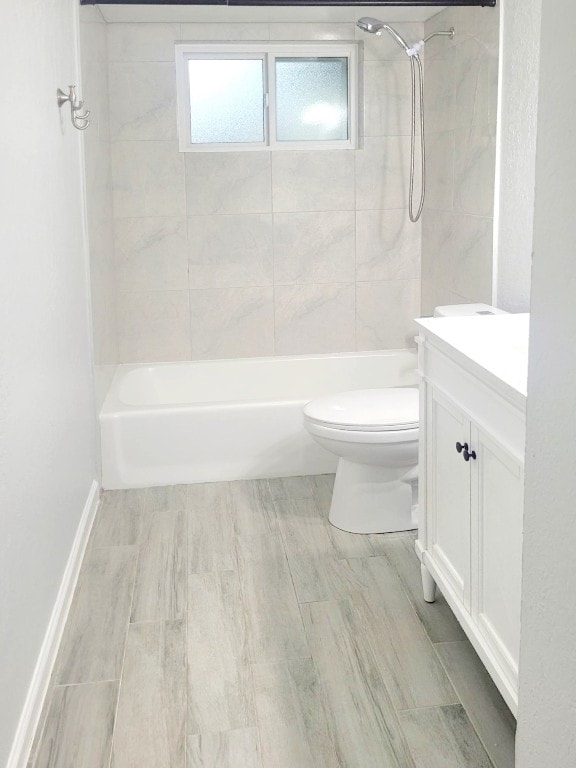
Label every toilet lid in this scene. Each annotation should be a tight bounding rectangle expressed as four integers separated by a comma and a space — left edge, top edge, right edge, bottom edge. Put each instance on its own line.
304, 388, 419, 432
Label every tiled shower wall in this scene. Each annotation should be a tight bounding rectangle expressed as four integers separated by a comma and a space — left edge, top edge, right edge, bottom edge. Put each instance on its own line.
421, 6, 499, 314
107, 21, 423, 363
80, 7, 119, 406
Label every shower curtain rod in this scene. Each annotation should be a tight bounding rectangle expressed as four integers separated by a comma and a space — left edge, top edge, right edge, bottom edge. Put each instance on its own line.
81, 1, 496, 7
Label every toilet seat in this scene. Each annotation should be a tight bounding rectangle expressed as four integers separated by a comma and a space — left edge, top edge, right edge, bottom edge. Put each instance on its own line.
304, 419, 419, 444
303, 388, 419, 432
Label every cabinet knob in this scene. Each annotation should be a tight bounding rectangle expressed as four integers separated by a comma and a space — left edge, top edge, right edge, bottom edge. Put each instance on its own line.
463, 448, 477, 462
456, 442, 468, 454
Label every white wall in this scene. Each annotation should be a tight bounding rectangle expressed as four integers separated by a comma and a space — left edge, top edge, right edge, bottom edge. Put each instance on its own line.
494, 0, 541, 312
516, 0, 576, 763
0, 1, 98, 763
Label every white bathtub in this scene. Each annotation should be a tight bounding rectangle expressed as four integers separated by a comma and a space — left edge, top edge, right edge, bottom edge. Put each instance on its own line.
100, 349, 418, 490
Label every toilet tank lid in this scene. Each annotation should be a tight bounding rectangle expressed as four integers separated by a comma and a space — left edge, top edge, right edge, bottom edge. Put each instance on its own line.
304, 388, 419, 431
433, 303, 509, 317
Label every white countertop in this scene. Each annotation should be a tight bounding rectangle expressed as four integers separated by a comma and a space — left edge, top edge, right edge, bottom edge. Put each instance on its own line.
416, 313, 530, 399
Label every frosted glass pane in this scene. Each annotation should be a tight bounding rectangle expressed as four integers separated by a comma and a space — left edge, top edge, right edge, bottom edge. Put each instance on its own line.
275, 57, 348, 142
188, 58, 264, 144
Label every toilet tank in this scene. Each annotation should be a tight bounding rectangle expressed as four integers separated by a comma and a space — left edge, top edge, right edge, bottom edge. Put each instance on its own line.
433, 303, 509, 318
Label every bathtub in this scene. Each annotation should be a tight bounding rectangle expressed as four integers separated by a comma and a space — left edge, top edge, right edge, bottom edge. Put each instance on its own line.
100, 349, 418, 490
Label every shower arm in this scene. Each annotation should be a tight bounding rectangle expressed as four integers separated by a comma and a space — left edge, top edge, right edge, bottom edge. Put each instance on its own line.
423, 28, 456, 44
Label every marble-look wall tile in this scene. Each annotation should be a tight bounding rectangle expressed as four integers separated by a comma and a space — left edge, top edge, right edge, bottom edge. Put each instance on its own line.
420, 209, 455, 315
188, 214, 273, 289
451, 214, 493, 303
454, 123, 496, 217
362, 60, 413, 138
84, 139, 113, 220
108, 22, 180, 62
80, 15, 119, 399
180, 22, 270, 41
421, 5, 499, 314
426, 131, 455, 211
118, 290, 191, 363
189, 287, 274, 359
455, 38, 499, 128
271, 151, 355, 213
424, 52, 457, 134
186, 152, 272, 215
453, 6, 499, 46
80, 5, 106, 24
106, 20, 430, 362
355, 136, 410, 211
115, 218, 188, 292
273, 211, 355, 285
269, 22, 354, 41
356, 279, 420, 350
356, 209, 420, 282
274, 283, 355, 355
109, 63, 177, 141
112, 141, 185, 218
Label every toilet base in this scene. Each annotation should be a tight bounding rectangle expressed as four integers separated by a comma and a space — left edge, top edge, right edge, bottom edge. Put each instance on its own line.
328, 459, 414, 534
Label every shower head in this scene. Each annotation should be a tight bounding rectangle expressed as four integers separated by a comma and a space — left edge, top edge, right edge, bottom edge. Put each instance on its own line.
356, 17, 410, 52
356, 17, 387, 34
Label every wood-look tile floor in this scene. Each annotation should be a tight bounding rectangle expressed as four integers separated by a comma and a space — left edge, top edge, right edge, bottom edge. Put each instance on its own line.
30, 475, 516, 768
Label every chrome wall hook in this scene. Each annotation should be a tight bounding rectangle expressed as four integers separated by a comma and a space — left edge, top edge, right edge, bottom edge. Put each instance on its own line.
57, 85, 90, 131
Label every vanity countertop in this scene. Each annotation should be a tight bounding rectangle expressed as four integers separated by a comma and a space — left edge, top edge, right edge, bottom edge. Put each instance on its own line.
415, 313, 529, 403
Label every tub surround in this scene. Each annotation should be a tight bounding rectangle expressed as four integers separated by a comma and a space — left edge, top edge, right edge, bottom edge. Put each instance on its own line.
421, 5, 499, 314
107, 19, 422, 364
80, 6, 120, 410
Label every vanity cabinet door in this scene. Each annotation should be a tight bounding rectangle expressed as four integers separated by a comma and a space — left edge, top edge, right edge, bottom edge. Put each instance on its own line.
427, 386, 471, 608
470, 425, 524, 689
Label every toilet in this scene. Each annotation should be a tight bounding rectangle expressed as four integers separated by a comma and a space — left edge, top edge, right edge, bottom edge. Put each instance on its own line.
304, 388, 419, 533
304, 303, 508, 534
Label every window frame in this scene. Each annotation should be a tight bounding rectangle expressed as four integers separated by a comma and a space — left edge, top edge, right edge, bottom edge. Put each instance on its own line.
175, 41, 358, 152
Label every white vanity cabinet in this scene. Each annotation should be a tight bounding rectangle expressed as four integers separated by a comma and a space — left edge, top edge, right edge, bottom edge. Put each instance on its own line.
416, 316, 528, 716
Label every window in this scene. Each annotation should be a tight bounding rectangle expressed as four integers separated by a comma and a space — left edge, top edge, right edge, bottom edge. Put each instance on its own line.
176, 42, 358, 152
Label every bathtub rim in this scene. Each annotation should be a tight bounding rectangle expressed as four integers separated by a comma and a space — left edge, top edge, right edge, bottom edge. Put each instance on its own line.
101, 348, 418, 415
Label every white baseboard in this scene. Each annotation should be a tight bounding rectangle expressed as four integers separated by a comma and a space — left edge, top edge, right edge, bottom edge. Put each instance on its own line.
6, 479, 101, 768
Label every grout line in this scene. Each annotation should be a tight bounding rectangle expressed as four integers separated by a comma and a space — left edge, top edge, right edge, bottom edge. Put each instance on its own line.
396, 702, 468, 714
52, 678, 121, 689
